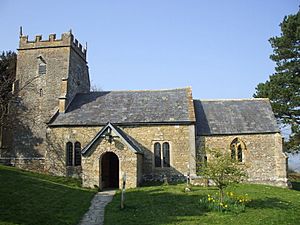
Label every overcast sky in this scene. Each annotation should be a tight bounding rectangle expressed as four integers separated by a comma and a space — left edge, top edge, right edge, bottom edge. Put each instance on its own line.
0, 0, 298, 99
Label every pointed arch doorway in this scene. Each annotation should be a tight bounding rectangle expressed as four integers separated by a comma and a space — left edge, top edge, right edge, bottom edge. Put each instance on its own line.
101, 152, 119, 189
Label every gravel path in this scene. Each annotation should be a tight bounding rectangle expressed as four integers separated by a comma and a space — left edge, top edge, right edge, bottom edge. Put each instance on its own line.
78, 190, 116, 225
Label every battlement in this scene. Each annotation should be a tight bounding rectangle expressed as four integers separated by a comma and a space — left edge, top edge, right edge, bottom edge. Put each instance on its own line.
19, 31, 87, 60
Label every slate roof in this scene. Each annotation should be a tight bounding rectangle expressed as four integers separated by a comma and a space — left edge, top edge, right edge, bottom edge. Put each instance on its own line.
50, 87, 195, 126
82, 123, 143, 155
194, 99, 280, 135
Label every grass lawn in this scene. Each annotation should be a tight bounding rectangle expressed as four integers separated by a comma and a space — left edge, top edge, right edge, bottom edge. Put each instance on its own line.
105, 180, 300, 225
1, 165, 300, 225
0, 165, 97, 225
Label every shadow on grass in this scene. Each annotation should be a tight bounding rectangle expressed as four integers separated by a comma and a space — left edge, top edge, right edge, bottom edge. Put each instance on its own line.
105, 186, 211, 225
291, 181, 300, 191
105, 184, 300, 225
248, 197, 291, 210
140, 181, 186, 187
0, 166, 96, 225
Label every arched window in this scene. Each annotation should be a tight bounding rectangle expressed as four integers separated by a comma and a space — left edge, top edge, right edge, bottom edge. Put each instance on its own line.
38, 62, 46, 75
74, 142, 81, 166
230, 138, 246, 163
37, 56, 47, 75
154, 142, 161, 167
162, 142, 170, 167
231, 147, 236, 160
66, 142, 73, 166
237, 145, 243, 162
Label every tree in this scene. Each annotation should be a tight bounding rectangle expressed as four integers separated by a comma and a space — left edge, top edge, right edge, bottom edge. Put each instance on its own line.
198, 149, 246, 203
0, 51, 17, 127
0, 51, 41, 127
0, 51, 16, 150
254, 11, 300, 152
0, 50, 56, 151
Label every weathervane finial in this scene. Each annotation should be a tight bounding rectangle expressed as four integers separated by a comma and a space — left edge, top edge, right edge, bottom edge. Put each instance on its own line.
19, 26, 23, 37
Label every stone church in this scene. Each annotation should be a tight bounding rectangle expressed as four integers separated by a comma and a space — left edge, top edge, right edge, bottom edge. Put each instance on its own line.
0, 31, 288, 189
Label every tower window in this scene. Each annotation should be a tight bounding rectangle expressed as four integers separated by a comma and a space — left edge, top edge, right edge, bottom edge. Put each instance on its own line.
39, 89, 43, 97
38, 63, 46, 75
37, 56, 47, 75
13, 80, 19, 94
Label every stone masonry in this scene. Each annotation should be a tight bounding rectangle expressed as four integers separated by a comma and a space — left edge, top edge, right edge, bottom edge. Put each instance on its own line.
46, 124, 196, 188
196, 133, 287, 187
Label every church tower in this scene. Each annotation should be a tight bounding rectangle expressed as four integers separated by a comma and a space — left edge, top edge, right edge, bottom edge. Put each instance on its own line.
11, 31, 90, 169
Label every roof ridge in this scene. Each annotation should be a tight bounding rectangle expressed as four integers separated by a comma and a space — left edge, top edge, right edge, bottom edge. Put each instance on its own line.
194, 98, 269, 102
89, 87, 190, 93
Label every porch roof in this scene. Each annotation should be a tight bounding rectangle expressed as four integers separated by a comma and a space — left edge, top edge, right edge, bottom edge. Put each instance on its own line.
82, 122, 143, 155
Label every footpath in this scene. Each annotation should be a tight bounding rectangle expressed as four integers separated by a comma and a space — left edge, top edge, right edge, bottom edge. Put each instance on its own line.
78, 190, 116, 225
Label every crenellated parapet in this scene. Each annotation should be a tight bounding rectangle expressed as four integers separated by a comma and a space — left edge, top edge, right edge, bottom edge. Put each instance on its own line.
19, 32, 87, 60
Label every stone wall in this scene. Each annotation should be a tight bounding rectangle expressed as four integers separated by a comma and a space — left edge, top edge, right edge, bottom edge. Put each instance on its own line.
45, 126, 100, 176
45, 126, 141, 188
122, 125, 196, 182
66, 47, 90, 105
196, 133, 288, 187
46, 124, 196, 186
82, 138, 141, 189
